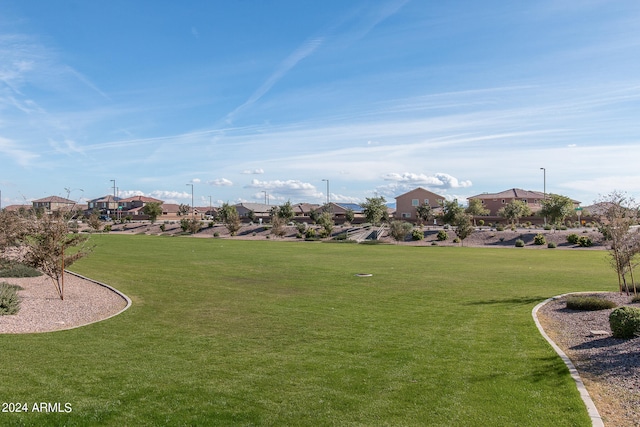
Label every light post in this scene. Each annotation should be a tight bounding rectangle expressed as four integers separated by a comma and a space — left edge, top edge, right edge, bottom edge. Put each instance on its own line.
110, 179, 116, 218
540, 167, 547, 226
209, 196, 212, 218
262, 190, 268, 205
322, 179, 330, 205
186, 184, 194, 218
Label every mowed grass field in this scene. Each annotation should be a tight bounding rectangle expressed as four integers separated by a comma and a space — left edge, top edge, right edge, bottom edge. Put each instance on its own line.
1, 235, 614, 426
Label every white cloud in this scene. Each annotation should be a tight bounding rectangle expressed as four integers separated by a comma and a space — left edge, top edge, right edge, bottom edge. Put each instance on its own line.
190, 178, 201, 184
382, 172, 472, 189
241, 168, 265, 175
245, 179, 322, 201
208, 178, 233, 187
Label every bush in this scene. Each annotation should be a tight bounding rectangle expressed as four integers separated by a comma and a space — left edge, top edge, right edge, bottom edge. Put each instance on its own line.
0, 282, 21, 315
567, 233, 580, 244
411, 229, 424, 241
547, 242, 557, 248
496, 224, 505, 231
515, 239, 525, 247
213, 232, 220, 238
533, 233, 546, 245
437, 230, 448, 241
577, 236, 593, 247
452, 237, 461, 243
566, 296, 617, 311
0, 262, 42, 278
305, 228, 317, 239
632, 295, 640, 303
609, 306, 640, 338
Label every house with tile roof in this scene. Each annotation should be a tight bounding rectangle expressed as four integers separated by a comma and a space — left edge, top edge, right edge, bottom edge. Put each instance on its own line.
394, 187, 446, 221
467, 188, 547, 217
32, 196, 77, 213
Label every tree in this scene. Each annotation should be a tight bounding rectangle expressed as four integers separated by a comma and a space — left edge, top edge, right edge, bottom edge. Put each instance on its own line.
362, 196, 388, 226
453, 213, 475, 246
317, 211, 335, 237
142, 202, 163, 224
277, 201, 295, 223
539, 194, 574, 226
438, 200, 464, 225
21, 212, 91, 300
180, 218, 201, 234
219, 203, 241, 236
596, 191, 640, 294
87, 211, 102, 232
178, 203, 190, 216
389, 220, 413, 242
465, 199, 490, 226
498, 200, 531, 226
344, 208, 355, 224
415, 203, 434, 226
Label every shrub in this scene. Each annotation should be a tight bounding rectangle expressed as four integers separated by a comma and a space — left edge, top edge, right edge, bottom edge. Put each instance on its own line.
437, 230, 448, 241
543, 224, 553, 231
103, 224, 112, 232
0, 282, 21, 315
452, 237, 461, 243
533, 233, 546, 245
577, 236, 593, 247
496, 224, 505, 231
213, 232, 220, 238
478, 220, 485, 227
159, 224, 166, 232
515, 239, 525, 247
547, 242, 557, 248
566, 296, 617, 311
632, 295, 640, 303
412, 229, 424, 241
609, 306, 640, 338
0, 262, 42, 278
305, 228, 317, 239
567, 233, 580, 244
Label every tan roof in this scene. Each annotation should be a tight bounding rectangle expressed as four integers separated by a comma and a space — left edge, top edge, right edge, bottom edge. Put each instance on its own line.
119, 196, 164, 203
32, 195, 75, 204
468, 188, 545, 200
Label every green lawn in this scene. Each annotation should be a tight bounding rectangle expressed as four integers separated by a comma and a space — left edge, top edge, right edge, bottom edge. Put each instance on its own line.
0, 235, 614, 426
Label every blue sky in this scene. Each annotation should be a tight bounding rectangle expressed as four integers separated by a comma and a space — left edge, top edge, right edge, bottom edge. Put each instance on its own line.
2, 1, 640, 208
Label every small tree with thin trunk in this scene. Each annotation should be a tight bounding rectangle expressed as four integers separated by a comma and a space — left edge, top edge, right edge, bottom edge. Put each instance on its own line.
362, 196, 388, 226
219, 203, 241, 236
465, 199, 489, 226
453, 213, 475, 246
21, 212, 91, 300
415, 203, 434, 226
142, 202, 163, 224
596, 191, 640, 294
498, 200, 531, 227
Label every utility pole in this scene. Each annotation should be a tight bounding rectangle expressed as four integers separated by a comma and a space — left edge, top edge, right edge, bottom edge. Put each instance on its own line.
322, 179, 330, 205
186, 183, 194, 218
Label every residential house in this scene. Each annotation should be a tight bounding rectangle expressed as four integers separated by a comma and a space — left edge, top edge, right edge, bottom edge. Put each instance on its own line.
32, 196, 77, 213
466, 188, 546, 217
234, 203, 272, 220
328, 202, 364, 221
118, 196, 164, 219
394, 188, 445, 221
87, 195, 120, 215
292, 203, 321, 218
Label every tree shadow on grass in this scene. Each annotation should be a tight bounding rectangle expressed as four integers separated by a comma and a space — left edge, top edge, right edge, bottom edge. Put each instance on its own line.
464, 296, 548, 306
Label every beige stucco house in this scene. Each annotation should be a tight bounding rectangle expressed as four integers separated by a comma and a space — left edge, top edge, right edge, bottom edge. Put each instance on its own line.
394, 187, 445, 221
467, 188, 546, 216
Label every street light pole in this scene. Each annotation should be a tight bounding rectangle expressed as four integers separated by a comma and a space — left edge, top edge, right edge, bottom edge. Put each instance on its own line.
540, 167, 547, 226
110, 179, 116, 218
186, 184, 194, 218
262, 190, 268, 205
322, 179, 330, 205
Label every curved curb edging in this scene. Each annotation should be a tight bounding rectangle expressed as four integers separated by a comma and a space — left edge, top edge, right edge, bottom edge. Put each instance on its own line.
56, 270, 132, 331
532, 295, 604, 427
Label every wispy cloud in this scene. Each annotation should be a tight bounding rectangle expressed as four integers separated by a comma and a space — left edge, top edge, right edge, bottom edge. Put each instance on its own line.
382, 172, 472, 189
225, 37, 324, 124
208, 178, 233, 187
0, 136, 39, 166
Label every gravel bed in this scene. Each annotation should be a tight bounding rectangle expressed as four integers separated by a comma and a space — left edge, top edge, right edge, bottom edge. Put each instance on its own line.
537, 292, 640, 427
0, 273, 128, 334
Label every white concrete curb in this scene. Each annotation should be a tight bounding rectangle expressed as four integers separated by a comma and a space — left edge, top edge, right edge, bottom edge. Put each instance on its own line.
55, 270, 132, 331
532, 295, 604, 427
